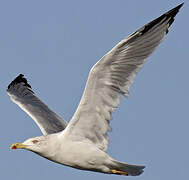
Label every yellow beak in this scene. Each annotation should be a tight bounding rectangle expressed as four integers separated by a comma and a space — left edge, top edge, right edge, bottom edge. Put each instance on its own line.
10, 142, 27, 149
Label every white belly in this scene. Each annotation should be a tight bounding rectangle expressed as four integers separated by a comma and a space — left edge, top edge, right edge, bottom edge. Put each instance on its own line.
43, 137, 111, 172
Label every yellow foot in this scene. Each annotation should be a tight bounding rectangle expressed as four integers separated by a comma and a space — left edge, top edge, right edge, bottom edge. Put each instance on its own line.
111, 169, 129, 176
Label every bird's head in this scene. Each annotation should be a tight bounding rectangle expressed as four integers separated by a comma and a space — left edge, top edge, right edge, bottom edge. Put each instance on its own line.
10, 136, 48, 154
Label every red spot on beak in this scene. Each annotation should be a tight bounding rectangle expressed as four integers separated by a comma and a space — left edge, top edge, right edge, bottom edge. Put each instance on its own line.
11, 145, 17, 149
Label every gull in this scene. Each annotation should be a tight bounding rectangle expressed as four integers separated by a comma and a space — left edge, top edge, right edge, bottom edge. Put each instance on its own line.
8, 4, 183, 176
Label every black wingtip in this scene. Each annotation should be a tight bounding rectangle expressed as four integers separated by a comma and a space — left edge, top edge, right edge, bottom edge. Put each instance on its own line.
7, 74, 32, 91
140, 3, 184, 35
169, 2, 184, 13
165, 3, 184, 26
177, 2, 184, 9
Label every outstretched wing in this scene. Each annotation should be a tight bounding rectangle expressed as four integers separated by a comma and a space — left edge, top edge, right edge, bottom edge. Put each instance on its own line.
7, 74, 67, 135
64, 4, 183, 151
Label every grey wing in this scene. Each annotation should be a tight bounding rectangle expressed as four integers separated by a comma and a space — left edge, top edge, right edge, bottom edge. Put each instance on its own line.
7, 74, 67, 135
64, 4, 183, 152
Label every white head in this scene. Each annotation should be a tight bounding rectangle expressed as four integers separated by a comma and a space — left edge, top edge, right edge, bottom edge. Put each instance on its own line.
10, 134, 62, 165
10, 135, 50, 156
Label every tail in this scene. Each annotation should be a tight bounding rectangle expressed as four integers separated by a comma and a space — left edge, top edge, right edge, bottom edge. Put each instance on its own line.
110, 160, 145, 176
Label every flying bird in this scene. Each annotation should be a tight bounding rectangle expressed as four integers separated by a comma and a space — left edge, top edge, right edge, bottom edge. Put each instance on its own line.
8, 4, 183, 176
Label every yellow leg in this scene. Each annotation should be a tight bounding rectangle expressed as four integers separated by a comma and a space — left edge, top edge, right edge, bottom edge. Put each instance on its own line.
111, 169, 129, 176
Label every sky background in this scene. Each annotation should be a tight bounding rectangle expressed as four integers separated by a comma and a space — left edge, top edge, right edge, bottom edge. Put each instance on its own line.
1, 0, 188, 180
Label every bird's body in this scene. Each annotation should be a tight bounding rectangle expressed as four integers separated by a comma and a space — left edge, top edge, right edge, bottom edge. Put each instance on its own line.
17, 123, 144, 175
43, 133, 112, 172
8, 3, 183, 176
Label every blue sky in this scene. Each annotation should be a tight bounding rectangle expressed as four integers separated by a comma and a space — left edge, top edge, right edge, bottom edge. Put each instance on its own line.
1, 0, 187, 180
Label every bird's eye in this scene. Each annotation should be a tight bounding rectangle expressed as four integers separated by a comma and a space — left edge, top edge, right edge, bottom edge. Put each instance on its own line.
32, 140, 39, 144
